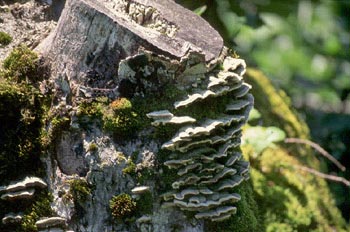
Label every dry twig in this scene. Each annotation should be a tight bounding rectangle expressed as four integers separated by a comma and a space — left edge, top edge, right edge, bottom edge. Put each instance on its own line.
292, 164, 350, 187
285, 138, 346, 171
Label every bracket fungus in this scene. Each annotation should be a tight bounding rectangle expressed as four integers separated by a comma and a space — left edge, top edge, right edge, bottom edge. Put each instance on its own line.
1, 213, 23, 225
148, 55, 253, 222
0, 177, 47, 201
146, 110, 196, 126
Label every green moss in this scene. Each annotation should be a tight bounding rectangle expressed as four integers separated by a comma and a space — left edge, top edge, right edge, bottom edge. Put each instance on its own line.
155, 149, 178, 193
68, 179, 92, 205
131, 83, 186, 141
0, 31, 12, 47
246, 68, 309, 140
0, 50, 49, 231
176, 94, 231, 121
77, 100, 104, 119
103, 98, 141, 139
76, 97, 107, 130
41, 116, 70, 149
245, 147, 347, 231
242, 69, 348, 232
2, 45, 39, 82
122, 158, 136, 175
110, 193, 137, 221
20, 191, 54, 232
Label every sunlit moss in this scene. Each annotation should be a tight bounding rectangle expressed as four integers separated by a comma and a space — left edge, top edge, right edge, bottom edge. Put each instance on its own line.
2, 45, 39, 82
122, 158, 136, 175
65, 179, 92, 208
246, 68, 309, 139
103, 97, 141, 138
21, 191, 54, 232
0, 31, 12, 47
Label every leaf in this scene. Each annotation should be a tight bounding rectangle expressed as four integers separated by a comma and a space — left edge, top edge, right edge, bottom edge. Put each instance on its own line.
193, 5, 207, 16
248, 108, 261, 121
242, 126, 286, 154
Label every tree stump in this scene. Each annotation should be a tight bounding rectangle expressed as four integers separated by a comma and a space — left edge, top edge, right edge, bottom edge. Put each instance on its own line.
37, 0, 253, 231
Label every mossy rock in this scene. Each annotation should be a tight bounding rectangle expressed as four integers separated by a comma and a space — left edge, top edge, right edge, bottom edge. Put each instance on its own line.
241, 69, 348, 231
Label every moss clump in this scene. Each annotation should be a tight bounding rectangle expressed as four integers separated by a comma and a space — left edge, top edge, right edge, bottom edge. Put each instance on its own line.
122, 158, 136, 176
110, 193, 137, 221
176, 94, 231, 121
0, 31, 12, 47
2, 45, 39, 82
41, 116, 70, 149
76, 98, 106, 120
68, 179, 92, 204
103, 98, 141, 138
88, 143, 98, 152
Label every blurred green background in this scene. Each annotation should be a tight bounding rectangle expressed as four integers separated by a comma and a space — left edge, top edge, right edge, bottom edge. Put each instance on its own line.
177, 0, 350, 223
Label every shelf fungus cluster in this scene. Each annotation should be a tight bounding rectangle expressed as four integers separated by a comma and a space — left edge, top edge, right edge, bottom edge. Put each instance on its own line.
0, 177, 47, 201
0, 177, 48, 226
148, 56, 253, 222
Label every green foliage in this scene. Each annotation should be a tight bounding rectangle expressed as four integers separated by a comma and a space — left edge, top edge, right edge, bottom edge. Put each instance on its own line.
193, 5, 207, 16
246, 69, 310, 140
68, 179, 92, 204
247, 108, 261, 122
20, 191, 54, 232
109, 193, 137, 221
242, 126, 286, 154
0, 31, 12, 47
2, 45, 39, 82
